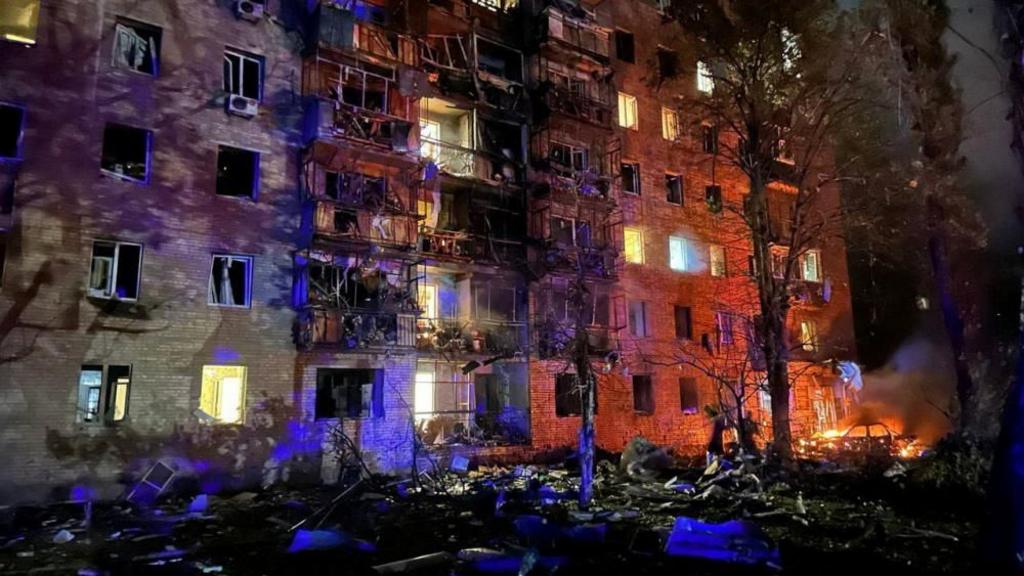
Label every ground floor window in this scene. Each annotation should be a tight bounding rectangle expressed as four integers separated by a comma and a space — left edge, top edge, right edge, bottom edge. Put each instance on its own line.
200, 365, 247, 423
415, 361, 529, 445
76, 364, 131, 424
315, 368, 382, 419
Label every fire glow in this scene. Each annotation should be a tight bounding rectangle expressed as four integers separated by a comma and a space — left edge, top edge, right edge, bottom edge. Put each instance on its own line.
796, 419, 929, 461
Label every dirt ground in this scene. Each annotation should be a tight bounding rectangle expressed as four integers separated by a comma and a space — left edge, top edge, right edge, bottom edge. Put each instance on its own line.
0, 454, 983, 575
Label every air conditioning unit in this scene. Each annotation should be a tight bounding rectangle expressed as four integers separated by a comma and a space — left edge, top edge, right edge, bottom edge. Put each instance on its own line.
227, 94, 259, 118
235, 0, 264, 22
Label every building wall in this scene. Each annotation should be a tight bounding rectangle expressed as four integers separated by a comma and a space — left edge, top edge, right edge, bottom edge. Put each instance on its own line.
0, 0, 304, 500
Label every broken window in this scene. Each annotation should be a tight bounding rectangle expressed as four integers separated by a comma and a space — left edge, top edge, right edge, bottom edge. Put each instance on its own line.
661, 107, 680, 142
200, 365, 247, 424
614, 29, 635, 63
705, 185, 722, 213
101, 123, 151, 182
550, 141, 588, 172
715, 312, 734, 347
632, 375, 654, 413
216, 145, 259, 198
669, 236, 689, 272
586, 286, 610, 326
701, 124, 718, 154
471, 0, 519, 11
76, 364, 131, 424
800, 320, 819, 352
657, 47, 678, 78
0, 103, 25, 159
623, 226, 643, 264
324, 171, 387, 206
665, 173, 683, 205
89, 240, 142, 301
315, 368, 381, 419
555, 373, 592, 417
770, 245, 789, 279
801, 249, 821, 282
696, 60, 714, 93
112, 18, 161, 75
209, 255, 252, 307
474, 284, 520, 322
710, 244, 726, 277
223, 49, 263, 100
674, 305, 692, 339
617, 92, 637, 130
679, 377, 699, 415
621, 162, 640, 195
628, 300, 648, 337
1, 0, 40, 44
476, 37, 523, 83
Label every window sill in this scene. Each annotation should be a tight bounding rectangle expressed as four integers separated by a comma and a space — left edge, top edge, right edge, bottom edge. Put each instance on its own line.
100, 169, 149, 185
109, 66, 159, 79
208, 303, 253, 310
635, 410, 653, 416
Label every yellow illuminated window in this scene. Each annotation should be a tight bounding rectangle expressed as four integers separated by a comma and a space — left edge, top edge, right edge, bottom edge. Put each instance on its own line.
1, 0, 40, 45
617, 92, 637, 130
623, 227, 643, 264
709, 244, 726, 277
418, 283, 437, 319
200, 365, 247, 424
414, 371, 434, 421
800, 320, 819, 352
697, 61, 714, 93
661, 107, 679, 141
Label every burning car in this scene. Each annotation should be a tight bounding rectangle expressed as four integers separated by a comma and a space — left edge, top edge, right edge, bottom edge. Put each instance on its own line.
796, 422, 925, 463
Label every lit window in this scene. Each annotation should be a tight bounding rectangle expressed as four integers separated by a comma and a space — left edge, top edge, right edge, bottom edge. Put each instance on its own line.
223, 49, 263, 100
1, 0, 40, 45
101, 123, 151, 182
617, 92, 638, 130
661, 107, 680, 141
470, 0, 519, 11
89, 240, 142, 301
801, 249, 821, 282
419, 119, 441, 161
216, 145, 260, 198
209, 255, 253, 307
800, 320, 819, 352
669, 236, 689, 271
418, 283, 438, 319
414, 371, 434, 421
200, 365, 247, 424
710, 244, 726, 277
112, 18, 162, 76
697, 60, 714, 93
76, 365, 131, 424
623, 227, 643, 264
0, 104, 25, 159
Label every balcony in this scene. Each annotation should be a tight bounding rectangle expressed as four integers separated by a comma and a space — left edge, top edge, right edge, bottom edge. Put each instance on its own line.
416, 317, 529, 357
297, 308, 417, 350
536, 6, 611, 61
313, 200, 419, 250
538, 246, 617, 279
540, 84, 614, 127
536, 320, 616, 359
312, 3, 416, 66
419, 97, 525, 184
419, 229, 524, 264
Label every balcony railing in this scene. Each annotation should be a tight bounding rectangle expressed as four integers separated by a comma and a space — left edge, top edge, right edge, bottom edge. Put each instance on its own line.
543, 85, 614, 126
416, 317, 528, 356
539, 7, 611, 60
313, 200, 419, 249
539, 245, 617, 279
542, 170, 614, 202
314, 5, 417, 65
420, 228, 525, 264
306, 98, 413, 152
421, 139, 523, 184
297, 308, 416, 350
536, 320, 616, 359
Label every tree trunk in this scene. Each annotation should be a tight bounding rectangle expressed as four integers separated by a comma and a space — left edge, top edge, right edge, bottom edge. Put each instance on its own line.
577, 367, 596, 509
767, 346, 793, 463
927, 232, 975, 431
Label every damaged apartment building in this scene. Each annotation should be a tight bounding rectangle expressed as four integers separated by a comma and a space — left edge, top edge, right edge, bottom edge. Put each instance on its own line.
0, 0, 855, 499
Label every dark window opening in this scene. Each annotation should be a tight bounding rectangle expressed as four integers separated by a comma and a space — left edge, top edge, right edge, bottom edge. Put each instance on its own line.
679, 377, 699, 415
674, 305, 692, 339
216, 145, 259, 198
628, 300, 648, 336
666, 174, 682, 205
101, 123, 150, 182
223, 49, 263, 100
0, 104, 25, 159
702, 124, 718, 153
89, 241, 142, 300
657, 47, 678, 78
477, 38, 523, 83
550, 142, 587, 172
315, 368, 381, 419
632, 374, 654, 414
621, 162, 640, 195
614, 30, 635, 63
555, 373, 597, 417
705, 185, 722, 213
325, 171, 388, 207
112, 18, 161, 75
209, 255, 252, 307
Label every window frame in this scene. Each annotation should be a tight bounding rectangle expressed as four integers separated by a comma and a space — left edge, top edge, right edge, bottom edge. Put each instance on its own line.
621, 162, 641, 195
715, 312, 735, 347
800, 249, 822, 283
314, 367, 381, 420
76, 364, 132, 425
665, 173, 683, 205
208, 254, 254, 308
632, 374, 654, 414
0, 102, 26, 160
800, 319, 819, 352
679, 377, 699, 415
628, 300, 648, 337
696, 60, 714, 94
111, 17, 162, 76
200, 365, 248, 424
623, 226, 644, 264
668, 235, 689, 272
100, 123, 152, 183
614, 29, 635, 63
674, 305, 693, 340
661, 106, 680, 142
709, 244, 727, 277
223, 48, 264, 101
88, 240, 143, 301
215, 144, 261, 199
617, 92, 638, 130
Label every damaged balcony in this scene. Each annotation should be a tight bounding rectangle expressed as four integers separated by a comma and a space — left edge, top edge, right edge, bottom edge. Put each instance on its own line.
415, 360, 530, 447
303, 157, 420, 251
416, 268, 529, 358
529, 134, 618, 202
303, 57, 415, 153
529, 206, 618, 279
419, 179, 527, 264
534, 281, 619, 359
295, 252, 418, 350
310, 1, 417, 67
533, 2, 611, 62
419, 97, 526, 184
419, 33, 527, 114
